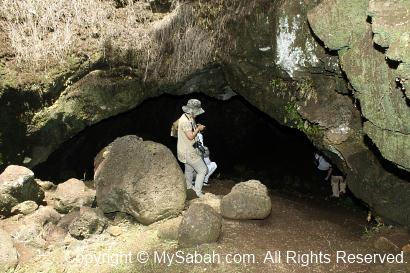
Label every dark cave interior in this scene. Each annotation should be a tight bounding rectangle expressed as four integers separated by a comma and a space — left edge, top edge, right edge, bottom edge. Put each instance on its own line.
34, 93, 341, 196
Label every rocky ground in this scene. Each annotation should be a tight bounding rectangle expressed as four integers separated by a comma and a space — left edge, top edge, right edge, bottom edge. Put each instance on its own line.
1, 176, 409, 273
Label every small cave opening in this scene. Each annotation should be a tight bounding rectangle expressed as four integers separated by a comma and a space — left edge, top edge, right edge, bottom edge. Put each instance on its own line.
34, 93, 345, 197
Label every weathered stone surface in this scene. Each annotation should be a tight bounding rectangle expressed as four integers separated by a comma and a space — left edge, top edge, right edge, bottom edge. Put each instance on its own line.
374, 236, 400, 252
57, 210, 81, 231
24, 206, 61, 227
308, 0, 410, 172
156, 216, 182, 241
308, 0, 410, 227
178, 203, 221, 248
27, 70, 147, 168
368, 0, 410, 63
107, 226, 122, 237
68, 207, 107, 240
11, 200, 38, 215
0, 228, 18, 272
11, 206, 61, 249
339, 27, 410, 136
307, 0, 369, 51
189, 193, 222, 214
364, 122, 410, 171
0, 165, 44, 216
95, 135, 186, 225
221, 180, 271, 220
53, 178, 95, 213
345, 146, 410, 227
35, 179, 56, 191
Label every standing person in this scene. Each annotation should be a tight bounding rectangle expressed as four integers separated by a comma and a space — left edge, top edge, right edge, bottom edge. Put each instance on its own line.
314, 152, 332, 183
330, 168, 347, 198
177, 99, 208, 198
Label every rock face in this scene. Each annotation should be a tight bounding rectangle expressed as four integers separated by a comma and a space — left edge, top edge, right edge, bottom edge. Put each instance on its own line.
0, 228, 18, 272
308, 0, 410, 172
221, 180, 271, 220
307, 0, 410, 227
0, 165, 44, 216
68, 207, 107, 240
53, 178, 95, 213
178, 203, 222, 248
94, 135, 186, 225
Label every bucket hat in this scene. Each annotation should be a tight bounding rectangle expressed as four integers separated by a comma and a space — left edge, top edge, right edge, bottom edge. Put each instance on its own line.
182, 99, 205, 116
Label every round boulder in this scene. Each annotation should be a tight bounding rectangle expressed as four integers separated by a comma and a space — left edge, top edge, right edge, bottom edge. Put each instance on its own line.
0, 165, 44, 216
178, 203, 222, 248
94, 135, 186, 225
53, 178, 95, 213
0, 228, 18, 272
221, 180, 271, 220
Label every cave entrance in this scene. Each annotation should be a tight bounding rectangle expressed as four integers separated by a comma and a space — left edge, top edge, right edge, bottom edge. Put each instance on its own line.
35, 93, 332, 196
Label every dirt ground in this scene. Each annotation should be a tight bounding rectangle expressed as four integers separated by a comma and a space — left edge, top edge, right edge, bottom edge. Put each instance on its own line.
136, 179, 410, 273
5, 179, 410, 273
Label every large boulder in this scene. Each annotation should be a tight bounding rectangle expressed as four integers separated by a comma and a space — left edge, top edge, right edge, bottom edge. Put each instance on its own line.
53, 178, 95, 213
221, 180, 271, 220
178, 203, 222, 248
0, 165, 44, 216
68, 207, 107, 240
0, 228, 18, 272
94, 135, 186, 225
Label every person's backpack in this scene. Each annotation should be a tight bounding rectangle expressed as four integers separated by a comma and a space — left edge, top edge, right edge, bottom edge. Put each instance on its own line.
170, 119, 179, 137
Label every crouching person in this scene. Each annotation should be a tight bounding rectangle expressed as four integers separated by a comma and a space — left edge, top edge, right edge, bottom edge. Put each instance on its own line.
202, 147, 217, 186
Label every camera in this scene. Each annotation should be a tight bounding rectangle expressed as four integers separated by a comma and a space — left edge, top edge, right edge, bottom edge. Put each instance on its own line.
193, 141, 206, 155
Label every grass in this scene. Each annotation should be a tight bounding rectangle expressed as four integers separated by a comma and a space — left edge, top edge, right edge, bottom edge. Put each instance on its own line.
363, 215, 387, 238
0, 0, 262, 90
0, 0, 227, 86
0, 0, 111, 67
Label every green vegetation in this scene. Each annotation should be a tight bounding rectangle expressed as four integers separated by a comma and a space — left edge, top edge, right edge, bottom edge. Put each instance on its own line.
284, 102, 322, 137
363, 216, 387, 238
270, 78, 288, 90
296, 78, 318, 103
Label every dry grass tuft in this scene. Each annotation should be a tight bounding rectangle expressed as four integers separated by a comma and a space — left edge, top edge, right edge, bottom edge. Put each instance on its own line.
0, 0, 249, 84
0, 0, 111, 67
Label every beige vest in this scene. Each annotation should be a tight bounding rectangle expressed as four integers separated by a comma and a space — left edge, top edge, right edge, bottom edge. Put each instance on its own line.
177, 114, 200, 163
